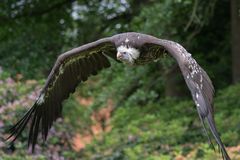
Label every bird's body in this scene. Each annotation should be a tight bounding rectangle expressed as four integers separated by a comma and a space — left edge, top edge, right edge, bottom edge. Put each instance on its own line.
115, 33, 165, 65
7, 32, 230, 160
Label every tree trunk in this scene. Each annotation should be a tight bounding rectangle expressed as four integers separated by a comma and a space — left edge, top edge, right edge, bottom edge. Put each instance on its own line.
231, 0, 240, 83
165, 65, 187, 97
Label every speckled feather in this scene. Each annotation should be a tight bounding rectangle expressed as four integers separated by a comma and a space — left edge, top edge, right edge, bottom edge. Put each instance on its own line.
7, 32, 230, 160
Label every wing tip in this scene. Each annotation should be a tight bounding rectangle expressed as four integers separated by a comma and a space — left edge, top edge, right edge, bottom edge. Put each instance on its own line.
206, 114, 231, 160
6, 102, 38, 149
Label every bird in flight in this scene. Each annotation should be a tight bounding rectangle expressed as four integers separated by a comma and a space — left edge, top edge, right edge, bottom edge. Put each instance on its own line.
7, 32, 230, 160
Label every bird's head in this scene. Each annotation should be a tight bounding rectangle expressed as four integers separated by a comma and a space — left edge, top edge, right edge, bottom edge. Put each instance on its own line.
116, 45, 140, 65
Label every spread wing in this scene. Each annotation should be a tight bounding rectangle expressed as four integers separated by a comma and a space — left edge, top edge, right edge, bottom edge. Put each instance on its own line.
7, 37, 116, 151
144, 37, 230, 160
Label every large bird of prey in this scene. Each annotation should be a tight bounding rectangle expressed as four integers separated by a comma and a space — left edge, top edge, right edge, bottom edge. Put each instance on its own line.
8, 32, 230, 160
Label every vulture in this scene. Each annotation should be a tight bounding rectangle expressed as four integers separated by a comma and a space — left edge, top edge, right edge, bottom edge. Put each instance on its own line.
7, 32, 230, 160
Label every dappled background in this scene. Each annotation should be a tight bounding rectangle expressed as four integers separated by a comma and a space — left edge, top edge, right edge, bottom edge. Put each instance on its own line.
0, 0, 240, 159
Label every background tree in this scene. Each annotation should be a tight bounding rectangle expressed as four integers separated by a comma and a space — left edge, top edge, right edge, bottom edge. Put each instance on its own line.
231, 0, 240, 83
0, 0, 239, 159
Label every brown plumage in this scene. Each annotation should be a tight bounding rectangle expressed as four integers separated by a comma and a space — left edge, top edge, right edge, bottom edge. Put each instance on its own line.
7, 32, 230, 160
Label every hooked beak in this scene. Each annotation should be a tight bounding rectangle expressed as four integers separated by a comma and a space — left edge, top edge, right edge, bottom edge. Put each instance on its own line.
117, 52, 123, 60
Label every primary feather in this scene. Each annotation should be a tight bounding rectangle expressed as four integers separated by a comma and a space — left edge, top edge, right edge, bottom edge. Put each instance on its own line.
7, 32, 230, 160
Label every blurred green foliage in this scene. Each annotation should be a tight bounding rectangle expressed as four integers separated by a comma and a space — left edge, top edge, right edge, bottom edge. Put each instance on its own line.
0, 0, 231, 87
81, 84, 240, 160
1, 67, 240, 159
0, 0, 238, 160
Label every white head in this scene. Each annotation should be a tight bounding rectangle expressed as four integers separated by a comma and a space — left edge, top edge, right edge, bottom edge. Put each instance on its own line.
116, 46, 140, 65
